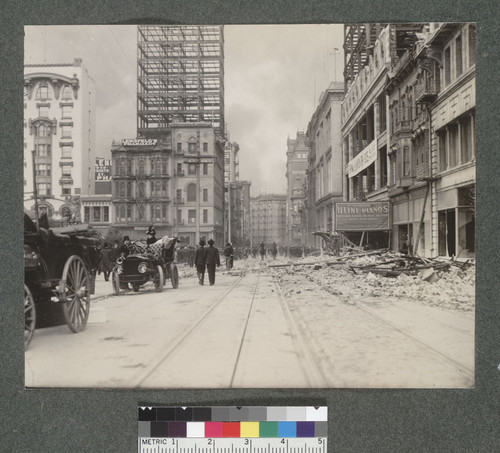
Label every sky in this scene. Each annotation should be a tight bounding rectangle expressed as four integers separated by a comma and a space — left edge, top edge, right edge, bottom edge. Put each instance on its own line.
24, 24, 344, 196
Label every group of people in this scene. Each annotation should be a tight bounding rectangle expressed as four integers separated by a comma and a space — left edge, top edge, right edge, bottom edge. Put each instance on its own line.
259, 241, 278, 261
194, 239, 221, 286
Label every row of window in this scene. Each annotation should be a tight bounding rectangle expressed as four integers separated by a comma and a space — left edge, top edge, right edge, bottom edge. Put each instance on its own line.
32, 84, 73, 101
115, 206, 210, 224
33, 144, 73, 159
84, 206, 110, 223
31, 123, 72, 138
176, 142, 209, 154
115, 160, 210, 176
34, 105, 72, 119
115, 182, 210, 203
34, 182, 74, 196
34, 163, 72, 178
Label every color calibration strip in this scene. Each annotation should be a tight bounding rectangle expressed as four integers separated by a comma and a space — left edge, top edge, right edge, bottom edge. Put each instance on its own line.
138, 407, 327, 453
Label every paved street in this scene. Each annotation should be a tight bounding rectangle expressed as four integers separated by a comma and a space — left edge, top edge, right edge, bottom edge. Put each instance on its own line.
25, 262, 474, 389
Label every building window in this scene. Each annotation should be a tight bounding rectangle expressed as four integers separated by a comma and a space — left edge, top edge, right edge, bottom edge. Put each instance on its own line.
177, 142, 182, 153
103, 207, 109, 222
203, 209, 208, 223
36, 144, 51, 157
203, 142, 208, 153
203, 163, 208, 175
61, 125, 72, 138
62, 85, 72, 100
61, 164, 72, 178
138, 159, 145, 176
187, 183, 197, 202
36, 163, 51, 176
188, 164, 196, 175
138, 182, 146, 198
203, 188, 208, 202
61, 105, 72, 118
38, 105, 49, 118
127, 205, 132, 221
84, 207, 90, 223
37, 124, 47, 137
61, 145, 72, 159
460, 115, 474, 163
37, 183, 51, 196
188, 140, 197, 154
177, 163, 183, 175
177, 209, 182, 222
36, 85, 49, 101
176, 189, 182, 202
188, 209, 196, 224
126, 182, 132, 197
456, 33, 463, 78
402, 146, 411, 177
444, 47, 451, 86
93, 207, 101, 222
468, 25, 476, 67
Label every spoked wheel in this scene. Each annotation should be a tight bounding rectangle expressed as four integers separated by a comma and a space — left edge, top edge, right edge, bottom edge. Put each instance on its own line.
171, 264, 179, 289
60, 255, 90, 333
112, 270, 120, 296
154, 265, 164, 292
24, 284, 36, 348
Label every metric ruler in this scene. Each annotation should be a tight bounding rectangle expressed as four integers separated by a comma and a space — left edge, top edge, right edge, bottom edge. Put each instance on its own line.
138, 406, 327, 453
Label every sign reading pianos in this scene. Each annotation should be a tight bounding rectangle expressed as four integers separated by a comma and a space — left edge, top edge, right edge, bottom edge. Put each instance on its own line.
335, 201, 391, 231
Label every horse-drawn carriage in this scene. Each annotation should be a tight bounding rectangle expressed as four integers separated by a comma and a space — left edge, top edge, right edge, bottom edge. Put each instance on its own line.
111, 236, 180, 295
24, 213, 101, 348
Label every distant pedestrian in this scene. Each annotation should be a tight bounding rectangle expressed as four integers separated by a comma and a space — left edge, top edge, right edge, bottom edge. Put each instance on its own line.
205, 239, 221, 285
271, 242, 278, 259
260, 241, 266, 261
194, 239, 207, 285
224, 242, 234, 270
146, 225, 157, 245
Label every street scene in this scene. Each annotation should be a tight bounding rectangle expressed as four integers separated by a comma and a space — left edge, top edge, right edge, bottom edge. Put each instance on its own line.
23, 23, 476, 389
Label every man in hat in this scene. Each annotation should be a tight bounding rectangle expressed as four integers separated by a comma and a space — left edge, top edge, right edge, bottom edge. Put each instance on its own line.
146, 225, 157, 245
205, 239, 221, 286
119, 236, 132, 258
194, 239, 207, 285
224, 242, 234, 270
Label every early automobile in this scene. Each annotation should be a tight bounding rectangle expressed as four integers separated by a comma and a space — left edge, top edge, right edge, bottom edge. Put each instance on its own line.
24, 213, 101, 348
111, 236, 179, 295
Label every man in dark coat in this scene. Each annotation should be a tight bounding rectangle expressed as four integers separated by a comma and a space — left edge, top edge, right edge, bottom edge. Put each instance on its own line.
271, 242, 278, 259
205, 239, 221, 286
260, 241, 266, 261
119, 236, 132, 258
224, 242, 234, 270
194, 239, 207, 285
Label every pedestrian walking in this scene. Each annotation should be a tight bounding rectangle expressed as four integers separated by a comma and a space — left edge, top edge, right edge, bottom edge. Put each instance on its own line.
271, 242, 278, 260
194, 239, 207, 285
205, 239, 221, 285
224, 242, 234, 270
260, 241, 266, 261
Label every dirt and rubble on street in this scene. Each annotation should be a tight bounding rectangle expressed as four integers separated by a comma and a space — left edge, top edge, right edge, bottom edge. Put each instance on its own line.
262, 250, 475, 312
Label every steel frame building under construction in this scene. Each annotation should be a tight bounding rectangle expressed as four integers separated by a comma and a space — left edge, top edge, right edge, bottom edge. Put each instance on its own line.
137, 25, 225, 139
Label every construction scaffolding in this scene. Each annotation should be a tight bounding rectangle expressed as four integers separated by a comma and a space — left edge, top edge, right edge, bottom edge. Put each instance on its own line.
137, 26, 225, 139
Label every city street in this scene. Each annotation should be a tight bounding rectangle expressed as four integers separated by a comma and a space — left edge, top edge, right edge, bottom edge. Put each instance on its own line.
25, 257, 474, 389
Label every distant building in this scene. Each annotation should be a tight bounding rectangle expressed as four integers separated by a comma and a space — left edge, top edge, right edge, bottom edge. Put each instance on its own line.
250, 194, 287, 246
228, 180, 251, 246
24, 58, 96, 223
305, 82, 344, 246
285, 132, 309, 245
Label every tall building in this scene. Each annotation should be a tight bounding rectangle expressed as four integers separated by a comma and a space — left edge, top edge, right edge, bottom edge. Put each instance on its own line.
228, 180, 251, 246
23, 58, 96, 222
111, 26, 226, 245
341, 23, 475, 257
137, 26, 224, 139
305, 82, 344, 246
250, 194, 287, 246
285, 132, 309, 245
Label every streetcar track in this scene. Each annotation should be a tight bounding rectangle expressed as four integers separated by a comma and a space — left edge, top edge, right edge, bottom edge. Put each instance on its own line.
135, 274, 246, 387
229, 273, 261, 387
273, 271, 474, 386
272, 277, 329, 387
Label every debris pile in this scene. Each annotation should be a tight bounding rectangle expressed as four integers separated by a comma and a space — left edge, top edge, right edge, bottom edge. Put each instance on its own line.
269, 250, 475, 312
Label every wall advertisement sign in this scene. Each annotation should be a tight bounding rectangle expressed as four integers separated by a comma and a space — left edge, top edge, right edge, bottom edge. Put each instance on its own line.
335, 201, 391, 231
95, 158, 111, 181
122, 138, 158, 146
347, 139, 377, 177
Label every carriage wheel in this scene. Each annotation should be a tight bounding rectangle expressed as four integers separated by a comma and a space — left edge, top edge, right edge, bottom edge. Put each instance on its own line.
60, 255, 90, 333
24, 284, 36, 348
154, 265, 164, 292
171, 264, 179, 289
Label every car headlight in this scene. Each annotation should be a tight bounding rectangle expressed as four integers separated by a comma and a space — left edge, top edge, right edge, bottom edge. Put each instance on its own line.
138, 262, 148, 274
116, 265, 123, 274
